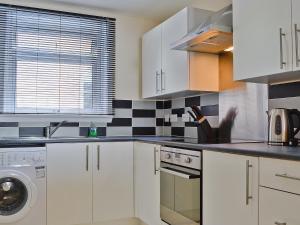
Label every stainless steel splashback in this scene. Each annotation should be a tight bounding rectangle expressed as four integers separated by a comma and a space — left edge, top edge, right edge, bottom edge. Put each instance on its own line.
219, 83, 268, 141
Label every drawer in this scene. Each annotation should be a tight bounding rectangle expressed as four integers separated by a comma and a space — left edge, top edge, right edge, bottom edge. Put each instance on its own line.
260, 157, 300, 194
260, 187, 300, 225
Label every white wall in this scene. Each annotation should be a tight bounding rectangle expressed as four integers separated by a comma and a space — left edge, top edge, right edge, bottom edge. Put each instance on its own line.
0, 0, 158, 100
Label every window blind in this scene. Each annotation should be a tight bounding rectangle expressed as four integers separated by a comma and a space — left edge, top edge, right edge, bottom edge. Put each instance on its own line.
0, 4, 115, 115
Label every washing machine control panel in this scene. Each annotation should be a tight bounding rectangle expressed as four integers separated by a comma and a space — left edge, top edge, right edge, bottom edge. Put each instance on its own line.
0, 150, 46, 167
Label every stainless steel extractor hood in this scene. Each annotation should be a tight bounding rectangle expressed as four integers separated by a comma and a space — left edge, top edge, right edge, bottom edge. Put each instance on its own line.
171, 4, 233, 54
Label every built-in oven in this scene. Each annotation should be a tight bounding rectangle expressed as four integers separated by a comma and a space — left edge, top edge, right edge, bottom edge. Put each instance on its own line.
160, 146, 201, 225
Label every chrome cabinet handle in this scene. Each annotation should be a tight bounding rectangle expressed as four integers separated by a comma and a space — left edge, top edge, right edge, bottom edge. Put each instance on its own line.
97, 145, 100, 171
275, 173, 300, 181
279, 28, 287, 69
154, 147, 159, 175
156, 71, 160, 93
161, 70, 166, 91
86, 145, 89, 171
275, 222, 287, 225
295, 24, 300, 67
246, 160, 253, 205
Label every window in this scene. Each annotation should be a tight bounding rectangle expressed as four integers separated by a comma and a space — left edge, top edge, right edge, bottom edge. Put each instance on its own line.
0, 4, 115, 115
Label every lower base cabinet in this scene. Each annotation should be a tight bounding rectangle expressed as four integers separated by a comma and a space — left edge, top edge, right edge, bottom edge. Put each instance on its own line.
134, 142, 161, 225
47, 142, 134, 225
203, 151, 259, 225
260, 187, 300, 225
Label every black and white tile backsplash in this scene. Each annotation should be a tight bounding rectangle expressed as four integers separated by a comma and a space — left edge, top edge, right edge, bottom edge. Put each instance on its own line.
0, 94, 219, 138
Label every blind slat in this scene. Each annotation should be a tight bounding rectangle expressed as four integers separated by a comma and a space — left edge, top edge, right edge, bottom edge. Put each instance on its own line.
0, 4, 115, 115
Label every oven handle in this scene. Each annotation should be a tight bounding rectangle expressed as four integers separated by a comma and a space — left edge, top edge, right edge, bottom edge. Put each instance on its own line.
160, 167, 200, 179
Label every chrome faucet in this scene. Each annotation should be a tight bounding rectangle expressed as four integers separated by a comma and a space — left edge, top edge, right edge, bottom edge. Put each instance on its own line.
46, 120, 68, 138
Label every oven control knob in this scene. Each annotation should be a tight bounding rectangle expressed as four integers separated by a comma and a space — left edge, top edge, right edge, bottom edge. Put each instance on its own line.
185, 157, 192, 164
166, 153, 171, 159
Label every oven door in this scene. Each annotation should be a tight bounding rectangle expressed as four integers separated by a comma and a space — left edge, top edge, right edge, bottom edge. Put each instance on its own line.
160, 162, 201, 225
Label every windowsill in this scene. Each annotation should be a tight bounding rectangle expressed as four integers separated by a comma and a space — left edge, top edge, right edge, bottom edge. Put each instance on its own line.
0, 114, 113, 123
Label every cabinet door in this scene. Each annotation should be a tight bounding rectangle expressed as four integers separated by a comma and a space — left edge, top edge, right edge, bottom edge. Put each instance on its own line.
47, 143, 93, 225
233, 0, 292, 81
260, 187, 300, 225
93, 142, 134, 223
162, 8, 189, 94
203, 151, 258, 225
142, 25, 162, 98
134, 142, 160, 225
292, 0, 300, 71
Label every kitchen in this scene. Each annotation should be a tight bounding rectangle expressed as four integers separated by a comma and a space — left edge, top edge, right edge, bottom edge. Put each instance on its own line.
0, 1, 299, 225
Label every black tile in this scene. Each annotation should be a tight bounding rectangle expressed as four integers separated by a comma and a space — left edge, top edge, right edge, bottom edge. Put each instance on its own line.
132, 109, 156, 118
107, 118, 132, 127
132, 127, 156, 136
185, 122, 198, 127
185, 96, 201, 107
113, 100, 132, 109
80, 127, 107, 137
171, 127, 184, 137
50, 122, 79, 127
156, 118, 164, 126
164, 100, 172, 109
156, 101, 164, 109
269, 82, 300, 99
0, 122, 18, 127
172, 108, 185, 117
19, 127, 44, 137
201, 105, 219, 116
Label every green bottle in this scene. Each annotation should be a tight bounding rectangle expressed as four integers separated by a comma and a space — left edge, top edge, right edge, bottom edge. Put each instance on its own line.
88, 122, 97, 137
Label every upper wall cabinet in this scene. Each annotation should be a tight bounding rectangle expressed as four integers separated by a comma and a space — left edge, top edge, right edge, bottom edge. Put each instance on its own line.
233, 0, 300, 83
142, 7, 229, 99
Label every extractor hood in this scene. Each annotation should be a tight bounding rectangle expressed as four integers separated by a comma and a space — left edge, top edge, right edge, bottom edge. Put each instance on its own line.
171, 4, 233, 54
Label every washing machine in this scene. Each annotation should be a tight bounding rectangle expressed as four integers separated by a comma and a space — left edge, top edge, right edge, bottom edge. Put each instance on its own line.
0, 145, 46, 225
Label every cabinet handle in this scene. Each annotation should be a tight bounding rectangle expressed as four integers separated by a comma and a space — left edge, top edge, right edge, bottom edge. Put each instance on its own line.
156, 71, 160, 93
161, 70, 165, 91
275, 173, 300, 181
97, 145, 100, 171
86, 145, 89, 171
154, 147, 159, 175
275, 222, 287, 225
279, 28, 287, 69
246, 160, 253, 205
295, 24, 300, 67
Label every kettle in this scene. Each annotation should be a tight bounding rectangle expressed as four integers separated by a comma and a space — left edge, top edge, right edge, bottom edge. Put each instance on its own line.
267, 108, 300, 146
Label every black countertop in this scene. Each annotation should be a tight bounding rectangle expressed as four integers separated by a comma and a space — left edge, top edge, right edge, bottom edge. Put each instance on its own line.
1, 136, 300, 161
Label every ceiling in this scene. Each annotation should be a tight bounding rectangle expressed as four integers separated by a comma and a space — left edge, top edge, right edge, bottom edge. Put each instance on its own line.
48, 0, 232, 21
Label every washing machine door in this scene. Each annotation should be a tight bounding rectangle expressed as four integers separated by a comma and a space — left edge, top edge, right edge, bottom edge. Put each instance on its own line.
0, 170, 37, 223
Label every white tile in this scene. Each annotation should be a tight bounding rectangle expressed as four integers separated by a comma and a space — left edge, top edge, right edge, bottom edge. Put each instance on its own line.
19, 122, 50, 127
156, 109, 164, 118
132, 100, 156, 109
185, 127, 197, 139
51, 127, 80, 137
114, 108, 132, 118
172, 98, 185, 109
106, 127, 132, 136
0, 128, 19, 137
156, 127, 164, 136
170, 114, 178, 122
132, 118, 156, 127
201, 93, 219, 106
163, 127, 171, 136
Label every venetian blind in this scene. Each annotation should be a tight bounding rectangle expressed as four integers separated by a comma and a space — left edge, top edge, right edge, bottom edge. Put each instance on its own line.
0, 4, 115, 115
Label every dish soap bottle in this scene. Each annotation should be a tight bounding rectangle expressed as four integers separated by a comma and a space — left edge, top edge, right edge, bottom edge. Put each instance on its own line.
88, 122, 97, 137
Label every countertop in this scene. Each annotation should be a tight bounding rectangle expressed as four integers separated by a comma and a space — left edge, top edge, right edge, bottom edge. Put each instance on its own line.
1, 136, 300, 161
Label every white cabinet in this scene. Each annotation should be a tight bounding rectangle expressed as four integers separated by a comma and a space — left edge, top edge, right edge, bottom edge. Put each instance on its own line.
142, 25, 162, 98
93, 142, 134, 223
47, 143, 93, 225
260, 187, 300, 225
134, 142, 161, 225
292, 0, 300, 71
203, 151, 259, 225
233, 0, 293, 82
47, 142, 134, 225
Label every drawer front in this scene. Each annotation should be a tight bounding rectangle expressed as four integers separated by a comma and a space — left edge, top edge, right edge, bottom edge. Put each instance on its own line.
260, 187, 300, 225
260, 157, 300, 194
